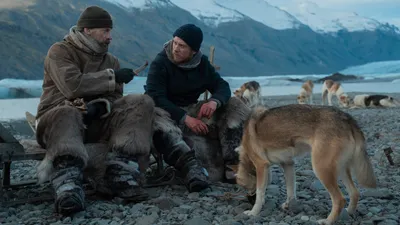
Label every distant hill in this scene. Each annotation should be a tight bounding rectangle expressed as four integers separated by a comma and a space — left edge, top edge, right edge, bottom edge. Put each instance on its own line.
1, 0, 400, 79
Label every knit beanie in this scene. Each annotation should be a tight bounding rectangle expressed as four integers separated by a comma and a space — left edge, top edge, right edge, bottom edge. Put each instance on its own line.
77, 6, 113, 30
173, 24, 203, 51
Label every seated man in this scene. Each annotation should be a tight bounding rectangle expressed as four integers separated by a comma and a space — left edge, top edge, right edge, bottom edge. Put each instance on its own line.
36, 6, 208, 216
146, 24, 250, 183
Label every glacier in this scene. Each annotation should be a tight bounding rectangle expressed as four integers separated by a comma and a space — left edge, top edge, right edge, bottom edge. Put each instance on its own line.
1, 60, 400, 99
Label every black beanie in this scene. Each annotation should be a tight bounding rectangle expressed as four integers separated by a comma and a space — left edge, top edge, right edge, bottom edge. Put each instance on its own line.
77, 6, 113, 30
173, 24, 203, 51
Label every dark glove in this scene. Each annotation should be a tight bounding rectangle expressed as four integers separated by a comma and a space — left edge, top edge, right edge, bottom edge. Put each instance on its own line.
83, 102, 107, 126
115, 68, 134, 84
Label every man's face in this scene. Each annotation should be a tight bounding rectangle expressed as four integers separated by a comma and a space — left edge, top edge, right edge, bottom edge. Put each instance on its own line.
172, 36, 195, 64
84, 27, 112, 47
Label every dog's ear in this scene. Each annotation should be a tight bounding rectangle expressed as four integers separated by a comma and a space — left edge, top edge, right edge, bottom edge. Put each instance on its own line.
340, 95, 346, 100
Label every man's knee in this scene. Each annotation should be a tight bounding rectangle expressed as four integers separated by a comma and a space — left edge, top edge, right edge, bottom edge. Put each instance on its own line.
113, 94, 155, 110
37, 105, 84, 148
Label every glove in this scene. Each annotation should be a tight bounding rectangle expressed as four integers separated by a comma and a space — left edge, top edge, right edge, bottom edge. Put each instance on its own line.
115, 68, 134, 84
83, 102, 107, 126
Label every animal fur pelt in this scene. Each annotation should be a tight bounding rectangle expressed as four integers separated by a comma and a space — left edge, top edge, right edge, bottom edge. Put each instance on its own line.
24, 139, 110, 184
36, 105, 89, 170
102, 94, 155, 172
177, 97, 251, 181
183, 135, 224, 182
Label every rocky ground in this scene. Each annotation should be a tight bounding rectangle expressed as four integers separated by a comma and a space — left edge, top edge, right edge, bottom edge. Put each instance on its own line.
1, 92, 400, 225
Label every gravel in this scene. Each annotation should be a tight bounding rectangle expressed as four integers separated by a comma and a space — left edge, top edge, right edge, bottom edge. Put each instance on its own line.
1, 92, 399, 225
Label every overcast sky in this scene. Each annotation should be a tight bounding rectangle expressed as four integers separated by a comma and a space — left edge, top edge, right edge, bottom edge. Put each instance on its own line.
266, 0, 400, 27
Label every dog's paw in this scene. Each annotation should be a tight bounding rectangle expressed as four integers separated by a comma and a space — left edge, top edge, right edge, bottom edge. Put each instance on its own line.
345, 207, 356, 215
281, 202, 289, 210
317, 219, 333, 225
243, 210, 258, 216
281, 198, 296, 210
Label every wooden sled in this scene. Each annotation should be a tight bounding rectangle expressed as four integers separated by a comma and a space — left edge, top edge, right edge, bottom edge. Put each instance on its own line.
0, 119, 45, 189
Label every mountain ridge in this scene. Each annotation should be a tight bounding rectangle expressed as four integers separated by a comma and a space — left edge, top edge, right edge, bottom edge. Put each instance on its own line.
0, 0, 400, 80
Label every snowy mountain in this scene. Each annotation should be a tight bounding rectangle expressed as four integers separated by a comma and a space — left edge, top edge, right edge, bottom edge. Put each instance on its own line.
103, 0, 399, 33
274, 1, 399, 34
1, 0, 400, 79
103, 0, 173, 9
169, 0, 302, 30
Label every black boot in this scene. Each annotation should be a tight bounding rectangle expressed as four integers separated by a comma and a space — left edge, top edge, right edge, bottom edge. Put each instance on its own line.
51, 155, 85, 216
153, 131, 209, 192
103, 159, 149, 201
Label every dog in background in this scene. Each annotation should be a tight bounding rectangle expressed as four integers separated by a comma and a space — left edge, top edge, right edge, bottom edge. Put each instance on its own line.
233, 80, 263, 108
350, 94, 399, 108
297, 80, 314, 104
321, 79, 350, 107
234, 104, 376, 225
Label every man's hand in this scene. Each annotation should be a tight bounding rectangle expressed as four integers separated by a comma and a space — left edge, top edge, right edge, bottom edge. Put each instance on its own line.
197, 101, 217, 119
184, 115, 209, 135
115, 68, 135, 84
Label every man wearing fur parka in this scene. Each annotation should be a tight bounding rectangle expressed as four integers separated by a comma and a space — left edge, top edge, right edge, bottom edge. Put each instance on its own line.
146, 24, 250, 183
35, 6, 209, 216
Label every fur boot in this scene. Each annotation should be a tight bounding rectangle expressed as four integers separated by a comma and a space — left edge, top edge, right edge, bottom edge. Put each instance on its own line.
152, 107, 209, 192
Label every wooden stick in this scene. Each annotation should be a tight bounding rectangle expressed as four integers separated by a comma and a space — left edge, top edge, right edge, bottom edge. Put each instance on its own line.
134, 61, 149, 75
383, 147, 394, 165
204, 46, 216, 100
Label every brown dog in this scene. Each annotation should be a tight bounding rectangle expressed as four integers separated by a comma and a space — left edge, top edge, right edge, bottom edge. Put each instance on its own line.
297, 80, 314, 104
321, 79, 350, 107
234, 104, 377, 225
233, 81, 263, 107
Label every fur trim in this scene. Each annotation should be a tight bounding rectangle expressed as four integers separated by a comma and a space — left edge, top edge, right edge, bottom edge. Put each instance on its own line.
87, 98, 112, 119
35, 105, 89, 183
107, 94, 154, 159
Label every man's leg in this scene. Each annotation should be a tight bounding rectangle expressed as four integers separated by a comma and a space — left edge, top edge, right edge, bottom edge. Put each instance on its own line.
90, 94, 155, 199
36, 105, 87, 216
152, 107, 209, 192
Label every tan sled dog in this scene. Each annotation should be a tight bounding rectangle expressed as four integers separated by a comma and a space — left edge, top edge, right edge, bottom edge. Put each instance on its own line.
321, 79, 350, 107
235, 104, 377, 225
233, 80, 263, 107
297, 80, 314, 104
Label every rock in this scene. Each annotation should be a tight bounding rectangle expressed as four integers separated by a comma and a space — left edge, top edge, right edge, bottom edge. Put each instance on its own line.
300, 216, 309, 221
297, 170, 315, 176
183, 217, 211, 225
151, 197, 178, 210
369, 207, 382, 214
310, 180, 325, 191
221, 220, 243, 225
135, 212, 159, 225
363, 188, 394, 199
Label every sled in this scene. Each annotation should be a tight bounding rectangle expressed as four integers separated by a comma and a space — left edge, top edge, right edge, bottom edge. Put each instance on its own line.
0, 111, 177, 207
0, 118, 46, 189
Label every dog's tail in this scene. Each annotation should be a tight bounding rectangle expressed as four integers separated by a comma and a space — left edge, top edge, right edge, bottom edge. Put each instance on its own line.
247, 106, 267, 138
350, 125, 377, 188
